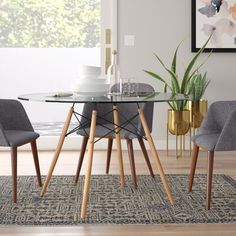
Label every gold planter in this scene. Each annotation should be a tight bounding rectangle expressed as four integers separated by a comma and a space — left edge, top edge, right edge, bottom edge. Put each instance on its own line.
187, 100, 208, 128
168, 109, 190, 135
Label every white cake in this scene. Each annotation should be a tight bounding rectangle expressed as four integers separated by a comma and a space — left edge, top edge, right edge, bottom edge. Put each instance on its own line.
72, 65, 110, 95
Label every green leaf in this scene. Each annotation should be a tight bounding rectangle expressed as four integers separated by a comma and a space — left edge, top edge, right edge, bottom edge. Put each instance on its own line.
166, 69, 180, 93
143, 70, 171, 90
153, 53, 181, 93
181, 35, 211, 94
171, 41, 182, 74
164, 83, 168, 92
153, 52, 167, 69
188, 71, 210, 101
188, 51, 212, 81
168, 101, 176, 110
144, 35, 211, 110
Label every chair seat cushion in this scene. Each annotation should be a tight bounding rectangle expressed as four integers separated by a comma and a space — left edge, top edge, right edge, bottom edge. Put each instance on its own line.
5, 130, 39, 146
192, 133, 220, 151
77, 123, 143, 139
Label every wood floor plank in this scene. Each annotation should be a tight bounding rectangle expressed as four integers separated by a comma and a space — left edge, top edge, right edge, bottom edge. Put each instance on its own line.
1, 224, 236, 235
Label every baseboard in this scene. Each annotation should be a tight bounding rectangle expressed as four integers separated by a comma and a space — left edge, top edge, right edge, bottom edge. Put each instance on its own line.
0, 136, 191, 151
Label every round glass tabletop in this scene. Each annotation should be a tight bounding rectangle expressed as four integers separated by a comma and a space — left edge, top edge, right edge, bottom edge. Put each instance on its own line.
18, 92, 187, 104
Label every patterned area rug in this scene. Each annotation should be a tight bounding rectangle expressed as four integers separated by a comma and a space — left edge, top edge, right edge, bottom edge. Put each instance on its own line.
0, 174, 236, 225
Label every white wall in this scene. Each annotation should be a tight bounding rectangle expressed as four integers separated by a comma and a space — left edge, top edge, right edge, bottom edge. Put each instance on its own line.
118, 0, 236, 146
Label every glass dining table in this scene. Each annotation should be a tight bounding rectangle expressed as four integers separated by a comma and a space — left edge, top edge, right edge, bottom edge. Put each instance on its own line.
18, 91, 186, 218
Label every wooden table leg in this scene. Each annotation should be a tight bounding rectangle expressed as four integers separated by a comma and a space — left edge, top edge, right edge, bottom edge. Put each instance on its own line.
138, 108, 174, 205
113, 105, 125, 186
81, 110, 97, 219
40, 106, 74, 197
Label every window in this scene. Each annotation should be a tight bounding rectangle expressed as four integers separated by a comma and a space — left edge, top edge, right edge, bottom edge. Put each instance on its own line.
0, 0, 117, 68
0, 0, 117, 124
0, 0, 101, 48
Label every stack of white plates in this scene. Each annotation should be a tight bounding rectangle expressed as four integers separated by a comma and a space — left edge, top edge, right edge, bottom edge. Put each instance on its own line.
72, 65, 110, 96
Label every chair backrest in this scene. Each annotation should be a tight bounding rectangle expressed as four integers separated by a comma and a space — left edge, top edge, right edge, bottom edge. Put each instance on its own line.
0, 99, 33, 132
200, 101, 236, 133
80, 83, 155, 134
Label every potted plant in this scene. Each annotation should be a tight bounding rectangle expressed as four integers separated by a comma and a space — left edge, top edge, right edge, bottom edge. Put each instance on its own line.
186, 72, 210, 129
144, 37, 211, 135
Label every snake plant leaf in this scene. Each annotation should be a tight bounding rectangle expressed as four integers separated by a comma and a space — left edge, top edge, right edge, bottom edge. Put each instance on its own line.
188, 72, 210, 101
171, 41, 183, 74
168, 101, 176, 110
144, 35, 211, 111
153, 53, 181, 93
180, 35, 211, 94
164, 83, 168, 93
153, 52, 166, 68
201, 72, 210, 97
167, 69, 180, 93
188, 51, 212, 84
143, 70, 171, 91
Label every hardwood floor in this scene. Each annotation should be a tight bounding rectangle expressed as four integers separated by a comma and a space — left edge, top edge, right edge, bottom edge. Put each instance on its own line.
0, 148, 236, 235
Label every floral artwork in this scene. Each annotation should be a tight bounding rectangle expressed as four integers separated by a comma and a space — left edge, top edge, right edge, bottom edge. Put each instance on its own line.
192, 0, 236, 52
0, 0, 100, 48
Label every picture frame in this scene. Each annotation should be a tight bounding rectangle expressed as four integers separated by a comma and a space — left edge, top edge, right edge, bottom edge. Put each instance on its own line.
192, 0, 236, 53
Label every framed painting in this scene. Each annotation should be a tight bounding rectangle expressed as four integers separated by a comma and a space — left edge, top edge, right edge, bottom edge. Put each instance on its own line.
192, 0, 236, 52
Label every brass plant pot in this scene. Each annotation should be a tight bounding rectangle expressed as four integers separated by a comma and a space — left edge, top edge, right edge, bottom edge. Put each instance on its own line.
187, 100, 208, 128
168, 109, 190, 135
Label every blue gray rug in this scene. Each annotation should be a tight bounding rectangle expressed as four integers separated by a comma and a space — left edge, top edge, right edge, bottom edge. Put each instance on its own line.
0, 174, 236, 225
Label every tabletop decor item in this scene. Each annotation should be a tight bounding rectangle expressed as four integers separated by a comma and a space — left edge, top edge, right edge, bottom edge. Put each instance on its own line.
72, 65, 110, 96
192, 0, 236, 52
107, 50, 122, 94
144, 36, 211, 157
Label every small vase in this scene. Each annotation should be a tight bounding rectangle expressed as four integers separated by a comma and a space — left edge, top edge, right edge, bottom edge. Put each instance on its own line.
107, 50, 122, 94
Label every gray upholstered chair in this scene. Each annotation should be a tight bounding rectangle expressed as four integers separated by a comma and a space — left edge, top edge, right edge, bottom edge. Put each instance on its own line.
0, 99, 42, 202
75, 83, 155, 188
189, 100, 236, 209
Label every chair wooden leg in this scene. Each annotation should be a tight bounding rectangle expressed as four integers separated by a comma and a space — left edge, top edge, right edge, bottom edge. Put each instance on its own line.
31, 140, 42, 187
75, 136, 88, 183
40, 106, 74, 197
138, 138, 154, 178
188, 144, 199, 192
106, 138, 113, 174
11, 146, 17, 203
81, 110, 97, 219
113, 105, 125, 186
126, 139, 137, 189
207, 151, 214, 210
138, 108, 174, 205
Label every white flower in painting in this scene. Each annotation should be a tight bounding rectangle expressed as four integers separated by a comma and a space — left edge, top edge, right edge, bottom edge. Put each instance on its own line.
215, 18, 236, 36
202, 18, 236, 47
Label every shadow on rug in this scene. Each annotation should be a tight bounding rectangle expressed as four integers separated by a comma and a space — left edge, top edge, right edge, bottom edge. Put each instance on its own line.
0, 174, 236, 225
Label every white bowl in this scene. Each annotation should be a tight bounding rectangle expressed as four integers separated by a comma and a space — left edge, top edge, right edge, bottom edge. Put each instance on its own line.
72, 79, 110, 96
76, 77, 108, 85
78, 65, 101, 76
